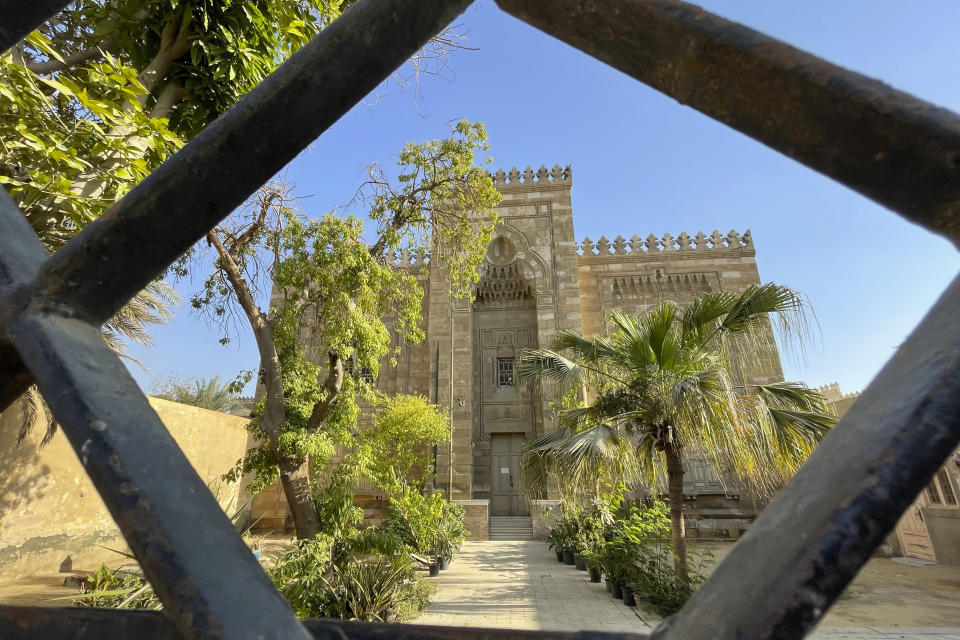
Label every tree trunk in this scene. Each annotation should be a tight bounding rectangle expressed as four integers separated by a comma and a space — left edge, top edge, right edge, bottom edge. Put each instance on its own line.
279, 457, 318, 539
208, 231, 319, 539
664, 441, 690, 587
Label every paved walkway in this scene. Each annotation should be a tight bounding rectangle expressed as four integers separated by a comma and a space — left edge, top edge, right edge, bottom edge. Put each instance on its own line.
417, 540, 653, 632
414, 541, 960, 638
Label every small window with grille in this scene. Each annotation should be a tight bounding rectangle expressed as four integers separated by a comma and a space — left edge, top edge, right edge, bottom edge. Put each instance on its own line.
359, 366, 374, 384
497, 358, 515, 387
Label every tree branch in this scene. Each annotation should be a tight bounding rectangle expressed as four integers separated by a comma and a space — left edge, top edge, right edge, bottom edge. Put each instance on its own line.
24, 36, 117, 74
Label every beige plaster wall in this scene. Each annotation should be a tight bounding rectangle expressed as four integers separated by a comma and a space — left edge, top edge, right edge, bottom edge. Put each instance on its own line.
0, 396, 250, 581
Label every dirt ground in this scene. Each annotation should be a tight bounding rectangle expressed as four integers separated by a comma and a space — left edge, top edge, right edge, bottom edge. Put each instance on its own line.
2, 537, 958, 630
698, 541, 960, 628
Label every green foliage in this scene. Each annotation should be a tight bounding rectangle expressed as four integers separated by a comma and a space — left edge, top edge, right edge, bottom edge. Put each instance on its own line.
208, 122, 500, 503
384, 486, 446, 556
150, 375, 247, 414
518, 285, 837, 499
4, 0, 344, 247
1, 42, 183, 249
393, 575, 438, 622
360, 394, 451, 496
70, 564, 160, 610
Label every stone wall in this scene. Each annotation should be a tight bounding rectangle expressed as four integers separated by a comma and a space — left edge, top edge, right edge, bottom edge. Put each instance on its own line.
455, 499, 489, 542
0, 396, 250, 581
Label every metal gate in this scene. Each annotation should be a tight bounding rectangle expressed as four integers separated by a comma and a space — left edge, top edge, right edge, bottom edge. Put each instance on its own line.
2, 1, 959, 639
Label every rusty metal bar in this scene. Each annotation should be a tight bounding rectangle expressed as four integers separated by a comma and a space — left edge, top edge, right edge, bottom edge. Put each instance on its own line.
495, 0, 960, 249
0, 0, 473, 407
649, 270, 960, 640
0, 0, 71, 51
0, 607, 650, 640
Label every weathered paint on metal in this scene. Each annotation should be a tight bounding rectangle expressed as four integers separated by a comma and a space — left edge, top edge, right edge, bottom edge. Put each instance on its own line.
495, 0, 960, 249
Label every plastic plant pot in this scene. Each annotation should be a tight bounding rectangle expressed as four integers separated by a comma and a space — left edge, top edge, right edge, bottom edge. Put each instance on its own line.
588, 566, 601, 582
611, 583, 623, 599
622, 586, 636, 607
563, 549, 575, 565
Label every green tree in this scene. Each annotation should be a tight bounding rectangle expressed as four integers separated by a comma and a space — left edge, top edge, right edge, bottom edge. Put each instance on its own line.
517, 284, 837, 585
150, 375, 247, 415
2, 0, 344, 245
358, 394, 451, 497
187, 120, 501, 539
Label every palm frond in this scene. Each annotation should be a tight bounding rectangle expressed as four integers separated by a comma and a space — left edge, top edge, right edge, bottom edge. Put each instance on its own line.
103, 280, 182, 349
16, 385, 57, 447
516, 348, 586, 393
756, 382, 833, 414
519, 424, 639, 499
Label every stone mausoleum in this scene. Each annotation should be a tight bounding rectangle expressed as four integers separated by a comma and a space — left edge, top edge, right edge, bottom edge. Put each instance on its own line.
253, 163, 786, 540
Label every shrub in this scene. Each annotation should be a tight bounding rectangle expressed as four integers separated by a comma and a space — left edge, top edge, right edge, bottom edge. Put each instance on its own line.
71, 564, 160, 610
393, 574, 438, 622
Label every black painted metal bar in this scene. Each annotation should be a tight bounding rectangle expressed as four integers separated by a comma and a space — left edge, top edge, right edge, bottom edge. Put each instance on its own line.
0, 0, 71, 51
1, 302, 313, 640
649, 270, 960, 640
0, 607, 650, 640
496, 0, 960, 249
0, 190, 46, 410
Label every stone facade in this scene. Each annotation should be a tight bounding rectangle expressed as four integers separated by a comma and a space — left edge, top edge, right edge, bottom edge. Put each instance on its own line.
380, 164, 783, 530
257, 163, 787, 536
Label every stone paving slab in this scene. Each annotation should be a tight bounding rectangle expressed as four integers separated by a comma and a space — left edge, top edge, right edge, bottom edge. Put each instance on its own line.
413, 540, 960, 639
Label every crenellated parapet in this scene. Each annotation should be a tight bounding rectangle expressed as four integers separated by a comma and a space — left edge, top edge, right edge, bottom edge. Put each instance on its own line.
817, 382, 860, 402
488, 164, 572, 189
578, 229, 753, 256
389, 247, 430, 269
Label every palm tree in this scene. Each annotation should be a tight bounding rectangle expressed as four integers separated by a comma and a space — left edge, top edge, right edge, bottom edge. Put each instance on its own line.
152, 376, 246, 415
517, 283, 837, 585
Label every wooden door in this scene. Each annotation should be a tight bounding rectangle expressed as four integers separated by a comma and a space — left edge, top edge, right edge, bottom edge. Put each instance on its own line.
895, 491, 937, 562
491, 433, 528, 516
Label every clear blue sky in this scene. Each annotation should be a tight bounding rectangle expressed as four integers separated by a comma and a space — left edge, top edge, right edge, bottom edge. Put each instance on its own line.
125, 0, 960, 397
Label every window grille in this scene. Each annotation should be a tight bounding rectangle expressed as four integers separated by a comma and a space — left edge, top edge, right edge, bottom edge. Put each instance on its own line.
2, 1, 960, 639
936, 470, 957, 506
497, 358, 515, 387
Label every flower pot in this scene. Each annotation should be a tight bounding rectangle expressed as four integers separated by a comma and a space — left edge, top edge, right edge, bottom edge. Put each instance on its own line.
574, 555, 587, 571
563, 549, 575, 565
439, 557, 450, 570
622, 586, 636, 607
555, 550, 564, 563
611, 583, 623, 599
604, 578, 612, 592
588, 566, 601, 583
429, 562, 440, 577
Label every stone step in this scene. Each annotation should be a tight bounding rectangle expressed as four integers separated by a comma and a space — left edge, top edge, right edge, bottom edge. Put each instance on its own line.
489, 516, 533, 540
